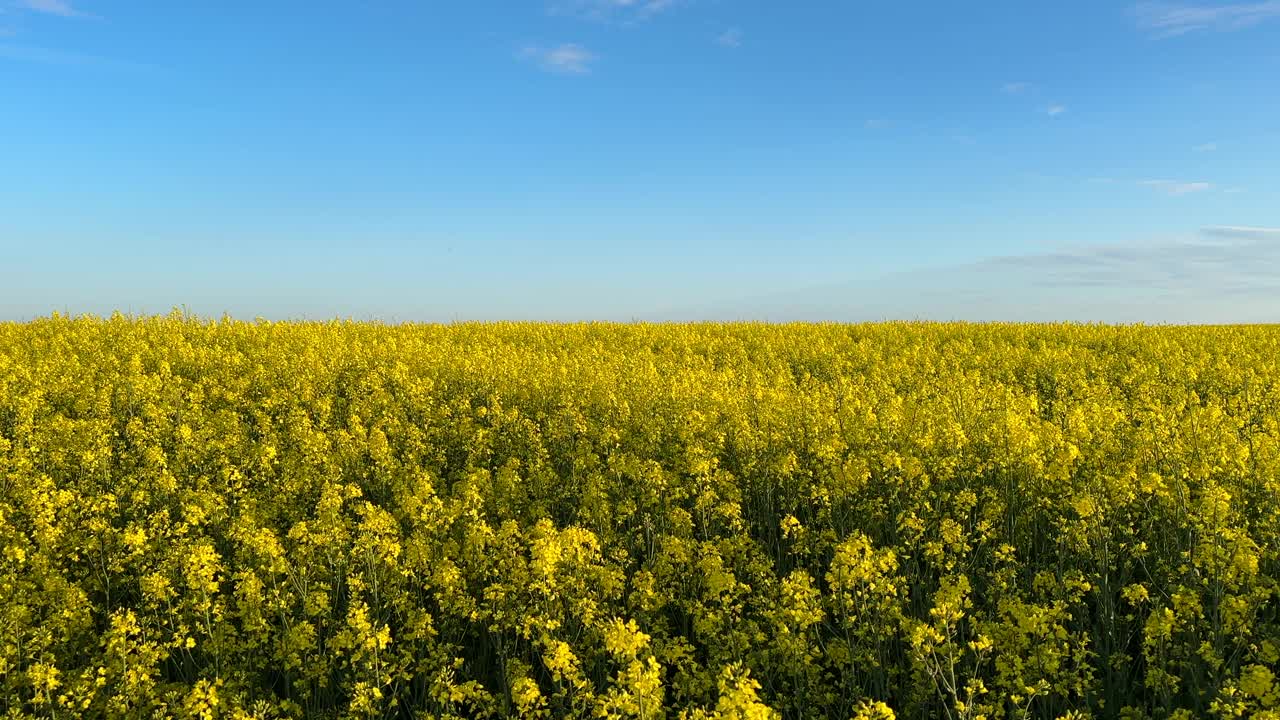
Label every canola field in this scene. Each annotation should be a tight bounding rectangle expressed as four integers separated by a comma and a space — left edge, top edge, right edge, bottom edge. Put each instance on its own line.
2, 315, 1280, 720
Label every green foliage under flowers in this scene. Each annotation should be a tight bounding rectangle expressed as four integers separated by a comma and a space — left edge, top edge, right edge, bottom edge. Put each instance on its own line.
2, 314, 1280, 719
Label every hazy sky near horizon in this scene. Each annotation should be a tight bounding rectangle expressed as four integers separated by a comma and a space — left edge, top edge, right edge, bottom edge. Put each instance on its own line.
2, 1, 1279, 322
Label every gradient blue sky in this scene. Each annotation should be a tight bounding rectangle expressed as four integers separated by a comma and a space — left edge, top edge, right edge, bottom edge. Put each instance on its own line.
2, 0, 1278, 322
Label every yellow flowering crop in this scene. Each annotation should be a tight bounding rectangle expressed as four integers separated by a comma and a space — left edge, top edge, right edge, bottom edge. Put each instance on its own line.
1, 314, 1278, 718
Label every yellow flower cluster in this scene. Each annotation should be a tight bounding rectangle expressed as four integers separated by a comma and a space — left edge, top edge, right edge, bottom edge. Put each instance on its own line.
1, 313, 1278, 719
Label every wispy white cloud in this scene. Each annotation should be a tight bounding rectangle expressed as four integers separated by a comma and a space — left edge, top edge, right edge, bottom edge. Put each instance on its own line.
648, 226, 1280, 323
1134, 1, 1280, 36
1193, 141, 1218, 152
520, 43, 596, 74
0, 42, 157, 71
864, 118, 891, 130
551, 0, 682, 22
15, 0, 86, 18
1046, 104, 1067, 116
1202, 225, 1280, 238
633, 0, 678, 12
716, 27, 743, 47
1140, 179, 1213, 195
964, 227, 1280, 315
1002, 81, 1032, 94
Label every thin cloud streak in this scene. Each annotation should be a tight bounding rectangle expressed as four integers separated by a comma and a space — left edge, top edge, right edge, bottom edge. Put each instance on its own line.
717, 27, 743, 47
1202, 225, 1280, 239
15, 0, 86, 18
652, 226, 1280, 323
968, 227, 1280, 304
0, 42, 159, 72
1140, 179, 1212, 195
520, 43, 596, 74
550, 0, 682, 22
1134, 1, 1280, 36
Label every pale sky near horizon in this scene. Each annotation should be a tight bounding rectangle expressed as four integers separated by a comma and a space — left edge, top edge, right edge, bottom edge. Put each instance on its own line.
2, 1, 1278, 323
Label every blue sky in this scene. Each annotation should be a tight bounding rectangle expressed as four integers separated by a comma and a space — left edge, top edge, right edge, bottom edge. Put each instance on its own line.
2, 0, 1278, 322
